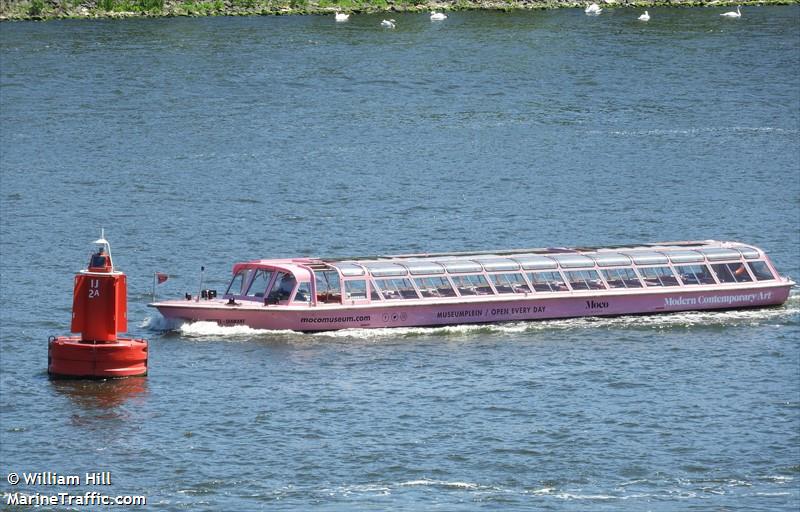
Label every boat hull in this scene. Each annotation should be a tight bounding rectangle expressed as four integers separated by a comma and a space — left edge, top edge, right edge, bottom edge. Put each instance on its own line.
151, 283, 793, 332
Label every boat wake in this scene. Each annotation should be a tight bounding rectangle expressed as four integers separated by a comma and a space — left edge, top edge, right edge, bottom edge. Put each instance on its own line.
141, 315, 185, 332
276, 474, 796, 503
590, 126, 798, 138
141, 292, 798, 340
140, 316, 297, 340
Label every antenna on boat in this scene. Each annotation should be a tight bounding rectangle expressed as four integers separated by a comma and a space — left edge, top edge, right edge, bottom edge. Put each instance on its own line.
197, 266, 205, 302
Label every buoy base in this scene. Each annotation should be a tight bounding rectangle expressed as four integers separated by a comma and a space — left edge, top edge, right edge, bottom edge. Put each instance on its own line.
48, 336, 148, 379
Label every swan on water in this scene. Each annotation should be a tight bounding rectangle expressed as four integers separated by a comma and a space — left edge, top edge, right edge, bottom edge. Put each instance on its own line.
638, 10, 650, 21
381, 19, 396, 28
585, 3, 602, 15
720, 6, 741, 17
430, 11, 448, 21
334, 12, 349, 22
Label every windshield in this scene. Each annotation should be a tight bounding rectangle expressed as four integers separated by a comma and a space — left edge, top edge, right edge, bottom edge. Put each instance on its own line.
245, 269, 274, 298
267, 272, 296, 303
225, 269, 252, 297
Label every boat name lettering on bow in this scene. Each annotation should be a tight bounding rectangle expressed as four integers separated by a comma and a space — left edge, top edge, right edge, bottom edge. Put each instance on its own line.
489, 306, 545, 316
436, 309, 483, 319
586, 300, 609, 309
215, 319, 245, 326
300, 315, 371, 324
664, 292, 773, 308
697, 293, 758, 305
664, 296, 698, 306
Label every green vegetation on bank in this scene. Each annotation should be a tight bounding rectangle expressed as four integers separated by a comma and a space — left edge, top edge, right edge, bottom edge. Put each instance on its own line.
0, 0, 796, 20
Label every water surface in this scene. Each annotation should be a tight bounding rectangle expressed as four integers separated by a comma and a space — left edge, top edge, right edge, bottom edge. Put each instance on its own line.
1, 7, 799, 510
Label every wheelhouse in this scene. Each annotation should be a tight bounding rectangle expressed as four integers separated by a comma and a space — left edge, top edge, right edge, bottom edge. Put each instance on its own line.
224, 261, 314, 305
222, 241, 784, 308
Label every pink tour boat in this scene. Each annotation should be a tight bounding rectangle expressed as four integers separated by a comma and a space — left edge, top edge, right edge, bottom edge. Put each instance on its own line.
149, 240, 794, 332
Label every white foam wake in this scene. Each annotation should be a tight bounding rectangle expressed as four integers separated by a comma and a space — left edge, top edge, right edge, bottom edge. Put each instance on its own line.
141, 315, 296, 339
141, 314, 184, 331
178, 321, 297, 338
398, 479, 482, 490
268, 475, 797, 502
589, 126, 798, 137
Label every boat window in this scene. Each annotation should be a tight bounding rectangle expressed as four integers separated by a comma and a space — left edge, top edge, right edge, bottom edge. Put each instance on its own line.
364, 262, 407, 277
403, 261, 445, 275
564, 270, 606, 290
551, 254, 595, 268
449, 274, 494, 296
245, 269, 274, 298
476, 258, 520, 272
267, 272, 296, 302
294, 282, 311, 303
700, 248, 743, 261
490, 273, 531, 294
345, 280, 368, 300
515, 255, 558, 270
737, 247, 761, 260
639, 266, 680, 287
711, 263, 753, 283
527, 271, 568, 292
625, 252, 670, 265
369, 280, 382, 301
747, 261, 775, 281
315, 270, 341, 304
600, 268, 642, 289
440, 260, 483, 274
331, 262, 366, 277
674, 264, 716, 285
667, 250, 704, 264
592, 253, 632, 267
515, 255, 558, 271
375, 278, 419, 300
413, 276, 457, 298
225, 269, 252, 297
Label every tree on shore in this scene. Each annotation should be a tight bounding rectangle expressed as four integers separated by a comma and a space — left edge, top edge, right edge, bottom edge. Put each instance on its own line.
0, 0, 792, 21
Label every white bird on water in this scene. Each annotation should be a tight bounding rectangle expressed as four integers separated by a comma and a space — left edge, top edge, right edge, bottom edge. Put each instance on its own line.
430, 11, 448, 21
720, 5, 741, 18
334, 12, 349, 22
585, 3, 602, 15
381, 19, 396, 28
638, 10, 650, 21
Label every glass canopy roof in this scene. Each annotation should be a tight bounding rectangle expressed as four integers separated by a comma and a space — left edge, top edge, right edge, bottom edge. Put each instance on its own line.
325, 242, 762, 279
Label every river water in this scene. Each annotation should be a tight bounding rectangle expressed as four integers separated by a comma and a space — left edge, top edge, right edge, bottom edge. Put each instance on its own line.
1, 6, 799, 510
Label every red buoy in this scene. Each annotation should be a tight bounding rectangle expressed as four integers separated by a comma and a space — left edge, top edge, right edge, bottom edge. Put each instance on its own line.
48, 232, 148, 379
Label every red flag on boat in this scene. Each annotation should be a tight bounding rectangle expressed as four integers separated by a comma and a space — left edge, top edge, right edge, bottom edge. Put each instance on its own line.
156, 272, 169, 284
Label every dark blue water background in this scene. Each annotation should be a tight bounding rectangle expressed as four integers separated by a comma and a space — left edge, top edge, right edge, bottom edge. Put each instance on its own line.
2, 6, 799, 510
